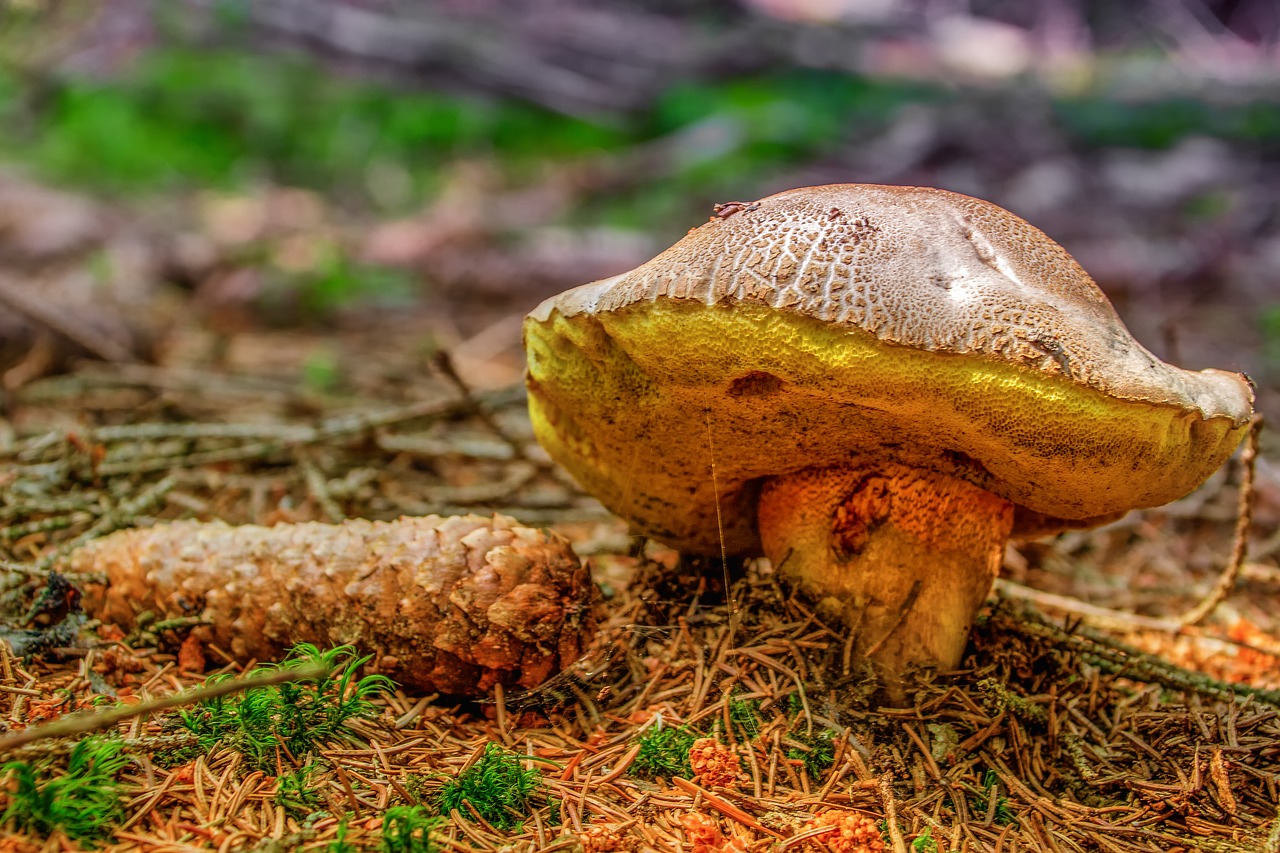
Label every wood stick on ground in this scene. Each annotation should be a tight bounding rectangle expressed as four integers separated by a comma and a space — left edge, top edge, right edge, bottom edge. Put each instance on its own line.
878, 773, 908, 853
669, 776, 782, 838
993, 579, 1185, 634
1010, 608, 1280, 708
0, 273, 140, 365
1180, 414, 1263, 627
0, 660, 327, 752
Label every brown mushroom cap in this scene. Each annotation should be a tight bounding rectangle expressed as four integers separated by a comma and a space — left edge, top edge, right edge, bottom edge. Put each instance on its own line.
524, 184, 1254, 556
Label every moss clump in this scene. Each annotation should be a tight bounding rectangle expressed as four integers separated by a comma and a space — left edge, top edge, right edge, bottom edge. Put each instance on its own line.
382, 805, 443, 853
787, 729, 837, 778
1, 735, 128, 843
436, 743, 542, 831
631, 724, 699, 780
179, 644, 394, 772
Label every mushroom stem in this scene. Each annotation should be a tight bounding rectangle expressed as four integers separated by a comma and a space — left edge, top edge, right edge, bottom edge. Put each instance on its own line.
757, 463, 1013, 701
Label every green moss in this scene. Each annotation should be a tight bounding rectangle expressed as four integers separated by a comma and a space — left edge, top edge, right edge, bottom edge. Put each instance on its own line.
630, 724, 698, 780
911, 826, 938, 852
325, 816, 358, 853
976, 678, 1047, 725
726, 696, 762, 742
787, 729, 836, 778
968, 769, 1016, 826
382, 806, 442, 853
179, 644, 394, 773
1, 736, 128, 844
436, 743, 542, 831
273, 762, 325, 819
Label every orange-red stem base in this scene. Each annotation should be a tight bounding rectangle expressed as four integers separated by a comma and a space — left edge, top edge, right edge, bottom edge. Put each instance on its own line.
758, 462, 1014, 702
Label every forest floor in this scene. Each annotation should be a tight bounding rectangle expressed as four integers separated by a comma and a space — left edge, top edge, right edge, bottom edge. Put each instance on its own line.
0, 316, 1277, 853
2, 7, 1280, 846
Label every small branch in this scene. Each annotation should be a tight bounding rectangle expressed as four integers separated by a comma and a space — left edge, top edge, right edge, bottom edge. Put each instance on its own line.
1180, 415, 1263, 627
2, 731, 199, 763
433, 351, 529, 462
0, 274, 139, 365
994, 579, 1184, 634
879, 773, 908, 853
1008, 607, 1280, 708
0, 660, 328, 752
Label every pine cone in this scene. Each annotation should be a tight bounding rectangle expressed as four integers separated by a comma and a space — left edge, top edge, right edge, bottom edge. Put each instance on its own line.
69, 514, 595, 696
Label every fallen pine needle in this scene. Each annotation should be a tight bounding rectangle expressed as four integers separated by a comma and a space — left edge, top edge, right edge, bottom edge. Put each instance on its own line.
671, 776, 782, 838
596, 742, 642, 785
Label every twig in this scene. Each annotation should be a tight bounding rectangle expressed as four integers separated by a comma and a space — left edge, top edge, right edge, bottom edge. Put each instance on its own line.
595, 743, 642, 785
993, 580, 1185, 634
1009, 608, 1280, 708
36, 474, 177, 570
0, 273, 139, 365
433, 351, 529, 461
1180, 415, 1263, 626
670, 776, 782, 838
995, 577, 1280, 662
2, 731, 199, 763
2, 512, 94, 541
0, 660, 328, 752
879, 773, 908, 853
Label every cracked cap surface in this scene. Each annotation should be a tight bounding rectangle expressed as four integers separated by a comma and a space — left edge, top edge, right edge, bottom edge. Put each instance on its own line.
524, 184, 1254, 554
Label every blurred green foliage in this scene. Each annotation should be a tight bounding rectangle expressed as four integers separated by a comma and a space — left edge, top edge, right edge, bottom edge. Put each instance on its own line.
294, 248, 417, 315
0, 49, 625, 205
1054, 96, 1280, 149
651, 71, 937, 183
2, 38, 1277, 318
3, 46, 1277, 216
1261, 305, 1280, 370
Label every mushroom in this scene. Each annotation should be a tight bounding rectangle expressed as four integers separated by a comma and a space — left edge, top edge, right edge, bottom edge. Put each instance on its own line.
523, 184, 1254, 697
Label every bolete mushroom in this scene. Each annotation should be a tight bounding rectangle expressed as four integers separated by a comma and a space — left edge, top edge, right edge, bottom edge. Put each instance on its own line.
523, 184, 1254, 696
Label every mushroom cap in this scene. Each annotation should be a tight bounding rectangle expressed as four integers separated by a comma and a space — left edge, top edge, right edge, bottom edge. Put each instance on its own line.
524, 184, 1254, 555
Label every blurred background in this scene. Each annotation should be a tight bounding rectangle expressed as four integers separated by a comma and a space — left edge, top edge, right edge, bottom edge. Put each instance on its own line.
1, 0, 1278, 423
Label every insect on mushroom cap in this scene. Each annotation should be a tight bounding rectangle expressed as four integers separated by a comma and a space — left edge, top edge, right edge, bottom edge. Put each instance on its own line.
524, 183, 1254, 555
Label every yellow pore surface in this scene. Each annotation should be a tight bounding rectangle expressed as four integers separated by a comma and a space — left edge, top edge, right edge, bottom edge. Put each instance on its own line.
525, 300, 1250, 556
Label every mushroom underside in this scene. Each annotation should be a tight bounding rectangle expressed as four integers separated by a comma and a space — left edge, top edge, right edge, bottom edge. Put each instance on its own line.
524, 300, 1250, 556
